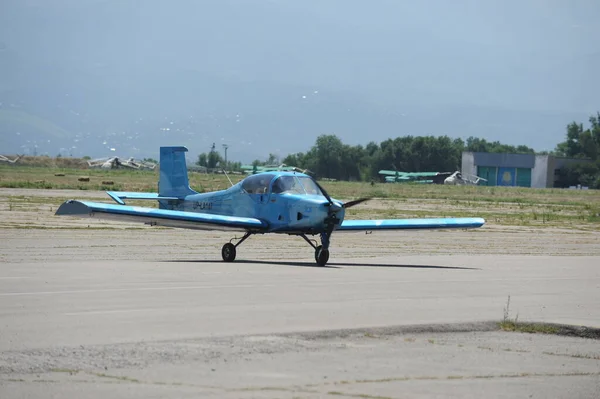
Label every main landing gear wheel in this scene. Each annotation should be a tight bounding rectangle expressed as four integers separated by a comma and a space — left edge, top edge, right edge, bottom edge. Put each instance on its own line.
315, 245, 330, 266
222, 232, 252, 263
222, 243, 236, 262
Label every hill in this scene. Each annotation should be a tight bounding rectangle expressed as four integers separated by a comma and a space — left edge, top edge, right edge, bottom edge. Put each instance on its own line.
1, 0, 598, 161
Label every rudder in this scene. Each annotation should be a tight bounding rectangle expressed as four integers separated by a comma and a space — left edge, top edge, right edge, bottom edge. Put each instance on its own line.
159, 146, 197, 197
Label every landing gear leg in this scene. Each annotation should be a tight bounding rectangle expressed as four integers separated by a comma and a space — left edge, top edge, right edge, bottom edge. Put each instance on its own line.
314, 245, 329, 266
315, 232, 331, 266
222, 232, 252, 262
299, 233, 330, 266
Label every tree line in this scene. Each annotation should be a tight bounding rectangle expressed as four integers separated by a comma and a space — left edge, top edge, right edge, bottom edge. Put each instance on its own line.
198, 112, 600, 188
281, 135, 537, 182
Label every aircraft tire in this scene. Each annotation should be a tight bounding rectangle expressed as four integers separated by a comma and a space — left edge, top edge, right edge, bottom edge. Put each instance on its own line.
222, 243, 236, 262
315, 246, 329, 266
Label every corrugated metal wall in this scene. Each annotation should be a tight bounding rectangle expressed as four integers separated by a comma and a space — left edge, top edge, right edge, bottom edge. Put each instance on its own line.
516, 168, 532, 187
477, 166, 532, 187
477, 166, 497, 186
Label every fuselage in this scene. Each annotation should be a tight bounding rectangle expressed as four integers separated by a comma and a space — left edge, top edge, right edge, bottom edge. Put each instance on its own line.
158, 172, 345, 234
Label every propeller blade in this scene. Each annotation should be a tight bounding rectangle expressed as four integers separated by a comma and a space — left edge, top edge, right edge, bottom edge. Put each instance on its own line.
312, 180, 334, 206
343, 198, 371, 209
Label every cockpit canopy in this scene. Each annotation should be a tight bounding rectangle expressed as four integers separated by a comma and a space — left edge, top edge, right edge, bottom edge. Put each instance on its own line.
273, 175, 323, 196
241, 174, 323, 196
241, 174, 275, 194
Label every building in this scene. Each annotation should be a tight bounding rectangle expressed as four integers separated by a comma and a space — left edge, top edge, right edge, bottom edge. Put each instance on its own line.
461, 152, 589, 188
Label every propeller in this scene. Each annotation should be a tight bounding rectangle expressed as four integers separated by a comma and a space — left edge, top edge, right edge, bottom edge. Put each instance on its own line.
343, 198, 370, 209
312, 179, 371, 236
311, 180, 342, 233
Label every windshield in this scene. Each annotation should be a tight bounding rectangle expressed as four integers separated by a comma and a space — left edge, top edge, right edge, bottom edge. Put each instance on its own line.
272, 175, 323, 196
272, 176, 306, 195
298, 176, 323, 195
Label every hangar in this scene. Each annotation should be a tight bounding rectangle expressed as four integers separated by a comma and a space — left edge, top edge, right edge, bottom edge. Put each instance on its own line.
461, 152, 587, 188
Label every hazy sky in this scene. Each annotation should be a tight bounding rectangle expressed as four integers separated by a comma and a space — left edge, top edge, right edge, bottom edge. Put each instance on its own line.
1, 0, 598, 160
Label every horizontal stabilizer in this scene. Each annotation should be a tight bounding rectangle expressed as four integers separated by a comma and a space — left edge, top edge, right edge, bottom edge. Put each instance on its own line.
56, 200, 268, 232
338, 217, 485, 231
106, 191, 180, 205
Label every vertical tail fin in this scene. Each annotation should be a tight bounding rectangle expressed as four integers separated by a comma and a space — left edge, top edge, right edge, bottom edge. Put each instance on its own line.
159, 146, 198, 197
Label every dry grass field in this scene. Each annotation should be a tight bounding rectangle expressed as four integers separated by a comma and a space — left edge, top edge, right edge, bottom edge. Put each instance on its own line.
1, 164, 599, 230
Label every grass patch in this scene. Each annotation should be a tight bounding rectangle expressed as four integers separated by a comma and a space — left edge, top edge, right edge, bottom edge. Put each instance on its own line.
50, 368, 79, 374
327, 392, 392, 399
499, 321, 560, 334
497, 295, 599, 337
542, 352, 600, 360
93, 373, 141, 383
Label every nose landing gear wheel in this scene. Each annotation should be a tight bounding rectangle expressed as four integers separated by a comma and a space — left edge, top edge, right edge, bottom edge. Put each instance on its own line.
222, 243, 236, 262
315, 245, 329, 266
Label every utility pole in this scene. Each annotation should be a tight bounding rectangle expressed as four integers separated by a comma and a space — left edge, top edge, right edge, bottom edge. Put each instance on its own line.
222, 144, 229, 166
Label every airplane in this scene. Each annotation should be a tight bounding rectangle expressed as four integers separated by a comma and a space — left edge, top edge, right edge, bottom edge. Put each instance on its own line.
0, 154, 22, 164
443, 171, 488, 186
56, 146, 485, 266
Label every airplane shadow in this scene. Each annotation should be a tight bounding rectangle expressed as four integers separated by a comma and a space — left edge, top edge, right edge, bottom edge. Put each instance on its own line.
328, 262, 479, 270
161, 259, 478, 270
162, 259, 340, 268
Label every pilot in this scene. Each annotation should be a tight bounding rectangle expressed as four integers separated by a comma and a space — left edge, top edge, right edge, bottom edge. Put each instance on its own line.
306, 185, 318, 195
259, 178, 269, 193
273, 178, 285, 194
278, 177, 294, 193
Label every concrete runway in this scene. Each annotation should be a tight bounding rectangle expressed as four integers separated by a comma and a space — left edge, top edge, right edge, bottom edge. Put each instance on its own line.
1, 254, 599, 353
1, 202, 599, 397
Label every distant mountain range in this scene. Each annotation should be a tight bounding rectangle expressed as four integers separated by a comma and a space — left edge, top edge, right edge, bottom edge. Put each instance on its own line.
1, 0, 598, 162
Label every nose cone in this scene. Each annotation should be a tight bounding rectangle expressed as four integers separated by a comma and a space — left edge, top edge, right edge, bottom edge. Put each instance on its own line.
321, 201, 345, 224
328, 201, 342, 212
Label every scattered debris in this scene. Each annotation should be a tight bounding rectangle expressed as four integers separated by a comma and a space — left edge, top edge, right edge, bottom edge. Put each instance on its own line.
87, 157, 156, 170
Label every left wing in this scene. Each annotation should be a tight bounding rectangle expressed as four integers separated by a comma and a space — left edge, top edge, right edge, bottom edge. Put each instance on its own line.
55, 200, 267, 232
337, 217, 485, 231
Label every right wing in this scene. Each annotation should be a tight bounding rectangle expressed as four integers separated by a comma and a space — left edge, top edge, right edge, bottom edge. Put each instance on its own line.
55, 200, 267, 232
337, 217, 485, 232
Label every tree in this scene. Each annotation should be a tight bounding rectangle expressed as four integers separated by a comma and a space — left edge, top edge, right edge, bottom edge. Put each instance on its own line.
282, 153, 301, 167
555, 162, 600, 188
207, 150, 222, 169
196, 153, 208, 167
265, 153, 279, 165
555, 122, 585, 158
313, 134, 344, 179
554, 113, 600, 161
553, 112, 600, 188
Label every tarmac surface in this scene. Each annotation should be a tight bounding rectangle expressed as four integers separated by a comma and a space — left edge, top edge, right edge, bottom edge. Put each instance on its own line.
1, 188, 599, 398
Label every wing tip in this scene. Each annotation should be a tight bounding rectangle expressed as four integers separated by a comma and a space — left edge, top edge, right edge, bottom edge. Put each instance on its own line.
106, 191, 126, 205
473, 217, 486, 227
55, 200, 90, 216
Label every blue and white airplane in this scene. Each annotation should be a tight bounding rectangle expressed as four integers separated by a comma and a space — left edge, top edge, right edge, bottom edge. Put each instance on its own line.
56, 146, 485, 266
